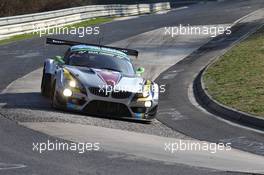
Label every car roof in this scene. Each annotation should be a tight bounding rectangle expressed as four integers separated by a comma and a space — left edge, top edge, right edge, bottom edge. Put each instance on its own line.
70, 45, 130, 60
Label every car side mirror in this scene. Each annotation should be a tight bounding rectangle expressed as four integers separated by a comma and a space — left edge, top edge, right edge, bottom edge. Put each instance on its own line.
54, 56, 65, 65
136, 67, 145, 76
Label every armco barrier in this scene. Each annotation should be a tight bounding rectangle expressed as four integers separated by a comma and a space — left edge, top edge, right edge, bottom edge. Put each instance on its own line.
0, 2, 170, 39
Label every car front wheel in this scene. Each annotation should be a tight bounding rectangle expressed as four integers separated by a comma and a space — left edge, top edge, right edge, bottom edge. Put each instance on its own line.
41, 68, 52, 97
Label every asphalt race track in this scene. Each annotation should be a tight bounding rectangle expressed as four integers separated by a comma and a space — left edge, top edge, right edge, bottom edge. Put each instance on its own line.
1, 0, 264, 174
157, 16, 264, 155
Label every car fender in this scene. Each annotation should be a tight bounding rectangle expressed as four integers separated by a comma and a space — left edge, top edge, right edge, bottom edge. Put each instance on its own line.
53, 68, 65, 90
152, 82, 159, 101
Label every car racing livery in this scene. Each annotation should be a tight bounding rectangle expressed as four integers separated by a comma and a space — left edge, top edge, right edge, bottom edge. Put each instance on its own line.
41, 38, 159, 121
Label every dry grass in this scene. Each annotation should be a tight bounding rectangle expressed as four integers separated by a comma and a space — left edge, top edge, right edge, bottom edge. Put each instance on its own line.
204, 27, 264, 117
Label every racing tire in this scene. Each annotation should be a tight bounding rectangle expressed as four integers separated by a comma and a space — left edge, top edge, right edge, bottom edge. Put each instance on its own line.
51, 81, 57, 108
41, 71, 52, 97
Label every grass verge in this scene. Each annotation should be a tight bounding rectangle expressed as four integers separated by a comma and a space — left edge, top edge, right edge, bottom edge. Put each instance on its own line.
204, 26, 264, 117
0, 17, 113, 45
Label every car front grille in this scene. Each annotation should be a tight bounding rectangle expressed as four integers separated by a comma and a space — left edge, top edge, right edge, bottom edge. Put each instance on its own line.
111, 91, 132, 99
89, 87, 132, 99
84, 100, 131, 117
89, 87, 109, 97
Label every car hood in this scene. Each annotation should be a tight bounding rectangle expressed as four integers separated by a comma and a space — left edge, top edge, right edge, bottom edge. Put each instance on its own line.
65, 66, 144, 92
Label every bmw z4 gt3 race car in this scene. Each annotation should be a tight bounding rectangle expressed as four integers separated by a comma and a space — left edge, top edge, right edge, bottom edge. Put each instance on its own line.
41, 38, 159, 121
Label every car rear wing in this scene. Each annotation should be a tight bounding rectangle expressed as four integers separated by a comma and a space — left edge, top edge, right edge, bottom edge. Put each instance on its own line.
46, 38, 139, 57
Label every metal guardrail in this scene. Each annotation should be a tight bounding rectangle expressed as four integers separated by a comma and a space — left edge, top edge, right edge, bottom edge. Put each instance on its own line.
0, 2, 170, 39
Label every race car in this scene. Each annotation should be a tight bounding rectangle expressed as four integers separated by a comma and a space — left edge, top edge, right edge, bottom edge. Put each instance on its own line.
41, 38, 159, 121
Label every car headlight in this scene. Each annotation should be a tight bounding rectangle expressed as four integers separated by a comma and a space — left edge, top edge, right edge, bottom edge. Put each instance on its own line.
135, 91, 149, 98
144, 101, 152, 107
142, 90, 149, 97
135, 81, 152, 98
141, 83, 151, 97
63, 88, 73, 97
69, 80, 77, 88
63, 69, 86, 94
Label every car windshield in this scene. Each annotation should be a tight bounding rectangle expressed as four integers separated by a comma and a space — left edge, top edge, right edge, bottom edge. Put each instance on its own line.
67, 51, 135, 75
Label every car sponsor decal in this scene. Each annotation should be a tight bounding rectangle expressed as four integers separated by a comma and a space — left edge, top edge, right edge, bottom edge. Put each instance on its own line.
95, 70, 121, 87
